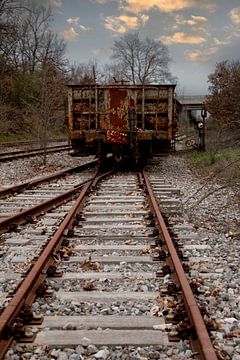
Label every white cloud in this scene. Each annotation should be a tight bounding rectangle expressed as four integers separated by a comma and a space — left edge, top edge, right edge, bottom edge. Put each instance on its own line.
80, 25, 92, 32
229, 7, 240, 25
50, 0, 62, 8
140, 14, 149, 25
175, 14, 208, 27
105, 14, 149, 33
232, 29, 240, 37
213, 37, 230, 46
91, 48, 105, 55
185, 46, 218, 61
94, 0, 110, 3
66, 18, 92, 33
161, 32, 206, 45
62, 27, 79, 41
67, 17, 80, 25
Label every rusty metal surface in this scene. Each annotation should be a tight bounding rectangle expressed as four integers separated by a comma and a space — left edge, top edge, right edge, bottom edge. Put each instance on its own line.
0, 145, 70, 163
0, 169, 114, 359
142, 170, 218, 360
0, 161, 98, 234
0, 181, 92, 359
106, 130, 128, 144
0, 160, 98, 198
0, 181, 87, 234
109, 89, 128, 130
68, 84, 177, 144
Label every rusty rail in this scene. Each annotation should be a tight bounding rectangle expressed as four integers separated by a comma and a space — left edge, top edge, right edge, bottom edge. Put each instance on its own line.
0, 179, 89, 233
0, 169, 114, 358
0, 163, 99, 234
0, 159, 98, 198
142, 170, 218, 360
0, 139, 67, 148
0, 144, 71, 162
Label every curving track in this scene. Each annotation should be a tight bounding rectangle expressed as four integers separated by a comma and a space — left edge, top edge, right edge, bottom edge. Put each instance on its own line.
0, 167, 223, 359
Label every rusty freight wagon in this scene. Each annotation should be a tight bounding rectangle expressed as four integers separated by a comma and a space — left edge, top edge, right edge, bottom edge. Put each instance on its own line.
67, 84, 177, 164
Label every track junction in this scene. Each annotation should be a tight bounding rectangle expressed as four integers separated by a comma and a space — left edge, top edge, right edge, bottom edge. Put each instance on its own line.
0, 160, 223, 359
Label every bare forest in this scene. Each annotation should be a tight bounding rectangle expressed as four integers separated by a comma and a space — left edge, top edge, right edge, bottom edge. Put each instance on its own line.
0, 0, 239, 157
0, 1, 176, 144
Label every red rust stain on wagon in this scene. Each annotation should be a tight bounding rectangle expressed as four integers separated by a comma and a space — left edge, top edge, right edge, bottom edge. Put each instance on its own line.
106, 130, 128, 144
109, 89, 128, 131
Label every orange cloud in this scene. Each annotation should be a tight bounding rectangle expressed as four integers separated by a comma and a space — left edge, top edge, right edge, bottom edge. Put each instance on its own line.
229, 7, 240, 24
105, 14, 149, 33
161, 32, 206, 45
185, 46, 218, 61
122, 0, 214, 13
62, 27, 79, 41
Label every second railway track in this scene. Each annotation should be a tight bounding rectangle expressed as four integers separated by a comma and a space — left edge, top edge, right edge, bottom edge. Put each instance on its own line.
0, 167, 223, 359
0, 144, 71, 163
0, 160, 98, 233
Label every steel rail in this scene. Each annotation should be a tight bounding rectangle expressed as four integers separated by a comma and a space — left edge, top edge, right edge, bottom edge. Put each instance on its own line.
0, 139, 67, 148
0, 169, 114, 359
0, 144, 69, 156
0, 159, 98, 198
0, 145, 71, 162
0, 170, 98, 234
0, 181, 92, 357
142, 170, 218, 360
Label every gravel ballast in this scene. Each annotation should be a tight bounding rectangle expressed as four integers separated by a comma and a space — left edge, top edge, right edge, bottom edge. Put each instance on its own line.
1, 152, 239, 360
0, 153, 95, 187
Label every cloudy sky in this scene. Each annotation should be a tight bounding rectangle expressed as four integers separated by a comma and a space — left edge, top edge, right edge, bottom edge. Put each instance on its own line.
49, 0, 240, 95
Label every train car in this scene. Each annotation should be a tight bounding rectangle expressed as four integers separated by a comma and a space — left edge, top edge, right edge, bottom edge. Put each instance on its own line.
67, 84, 177, 164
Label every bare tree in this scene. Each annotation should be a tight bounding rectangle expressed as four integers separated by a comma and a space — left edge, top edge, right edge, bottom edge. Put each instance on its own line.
0, 1, 67, 149
0, 0, 23, 98
69, 61, 99, 84
206, 60, 240, 131
18, 61, 65, 164
0, 1, 66, 73
111, 31, 175, 84
101, 62, 128, 84
19, 5, 66, 72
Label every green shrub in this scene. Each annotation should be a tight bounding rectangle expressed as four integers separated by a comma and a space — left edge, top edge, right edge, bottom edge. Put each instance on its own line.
187, 148, 239, 167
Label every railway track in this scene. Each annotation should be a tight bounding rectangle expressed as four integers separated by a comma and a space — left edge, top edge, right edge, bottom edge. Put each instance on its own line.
0, 144, 71, 162
0, 139, 67, 149
0, 160, 98, 234
0, 168, 222, 359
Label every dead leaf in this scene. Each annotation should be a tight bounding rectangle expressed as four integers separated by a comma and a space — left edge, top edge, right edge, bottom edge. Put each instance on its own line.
166, 296, 175, 308
63, 246, 75, 256
79, 259, 102, 271
125, 239, 135, 245
211, 287, 221, 297
150, 305, 162, 317
0, 237, 5, 244
83, 281, 97, 291
140, 248, 151, 254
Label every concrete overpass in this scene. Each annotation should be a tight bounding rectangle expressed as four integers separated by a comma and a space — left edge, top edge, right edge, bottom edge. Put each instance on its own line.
176, 95, 206, 110
175, 95, 207, 151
